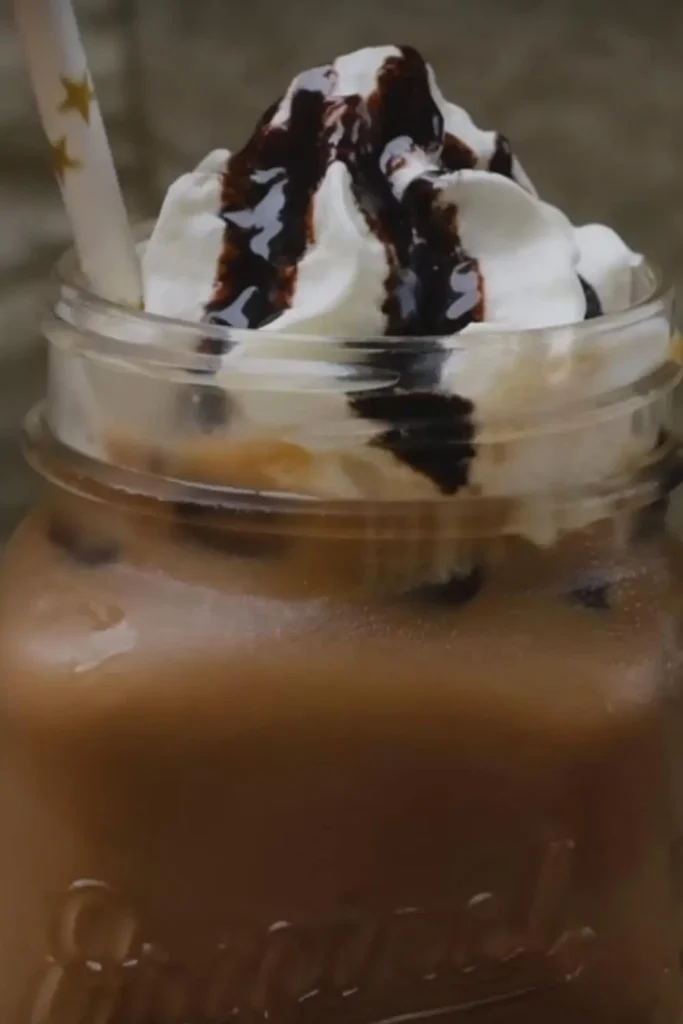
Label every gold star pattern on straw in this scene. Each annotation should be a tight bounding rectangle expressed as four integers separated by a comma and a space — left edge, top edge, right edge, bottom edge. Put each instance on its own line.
50, 136, 82, 182
58, 72, 94, 124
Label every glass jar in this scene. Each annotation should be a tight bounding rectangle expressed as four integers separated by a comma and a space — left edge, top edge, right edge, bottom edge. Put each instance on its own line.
0, 258, 682, 1024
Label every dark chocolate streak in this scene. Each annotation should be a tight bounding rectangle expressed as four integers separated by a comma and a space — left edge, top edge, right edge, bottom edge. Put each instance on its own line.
184, 336, 234, 434
488, 133, 514, 178
206, 73, 332, 329
353, 46, 485, 337
203, 47, 589, 492
346, 47, 480, 490
442, 132, 478, 172
356, 391, 475, 495
579, 276, 603, 320
207, 48, 487, 338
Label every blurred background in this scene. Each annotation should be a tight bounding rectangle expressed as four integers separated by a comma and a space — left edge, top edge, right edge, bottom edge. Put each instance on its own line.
1, 0, 683, 537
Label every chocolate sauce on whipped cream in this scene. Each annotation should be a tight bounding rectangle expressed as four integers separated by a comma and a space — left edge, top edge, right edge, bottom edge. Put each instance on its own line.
206, 47, 495, 338
205, 77, 330, 330
203, 47, 508, 491
138, 44, 650, 500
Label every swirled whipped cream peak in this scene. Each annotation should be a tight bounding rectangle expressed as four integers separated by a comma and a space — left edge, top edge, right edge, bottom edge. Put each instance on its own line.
144, 44, 637, 332
139, 44, 669, 538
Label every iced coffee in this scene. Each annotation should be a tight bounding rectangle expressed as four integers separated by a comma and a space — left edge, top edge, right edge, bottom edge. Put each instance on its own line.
0, 44, 682, 1024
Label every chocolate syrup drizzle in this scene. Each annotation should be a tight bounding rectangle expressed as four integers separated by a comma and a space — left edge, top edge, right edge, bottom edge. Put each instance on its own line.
488, 133, 514, 179
579, 276, 603, 321
205, 75, 332, 329
204, 47, 600, 493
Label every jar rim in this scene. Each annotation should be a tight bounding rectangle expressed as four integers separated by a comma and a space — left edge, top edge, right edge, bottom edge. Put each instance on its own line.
51, 238, 675, 370
42, 239, 681, 543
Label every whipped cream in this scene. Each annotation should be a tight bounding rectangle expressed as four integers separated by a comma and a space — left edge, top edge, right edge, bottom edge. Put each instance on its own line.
144, 46, 639, 332
139, 45, 669, 536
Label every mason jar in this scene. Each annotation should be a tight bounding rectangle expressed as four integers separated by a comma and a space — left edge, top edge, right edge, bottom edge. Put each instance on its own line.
0, 255, 682, 1024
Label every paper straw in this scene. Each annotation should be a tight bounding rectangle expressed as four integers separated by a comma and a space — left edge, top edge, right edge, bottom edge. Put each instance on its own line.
13, 0, 143, 307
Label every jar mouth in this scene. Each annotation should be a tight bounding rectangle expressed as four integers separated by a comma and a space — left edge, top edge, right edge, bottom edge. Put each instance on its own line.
52, 237, 674, 367
42, 240, 681, 551
48, 243, 679, 427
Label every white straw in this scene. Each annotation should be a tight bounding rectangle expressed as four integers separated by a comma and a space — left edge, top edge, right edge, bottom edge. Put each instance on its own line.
13, 0, 143, 306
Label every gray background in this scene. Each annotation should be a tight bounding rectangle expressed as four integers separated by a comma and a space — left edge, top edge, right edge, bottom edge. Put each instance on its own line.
1, 0, 683, 536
